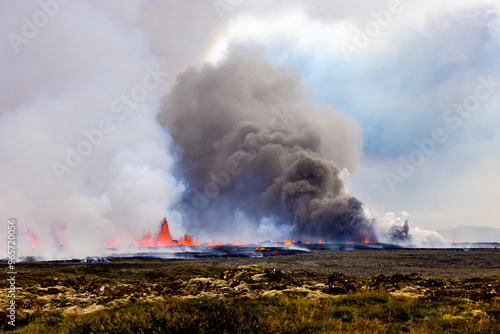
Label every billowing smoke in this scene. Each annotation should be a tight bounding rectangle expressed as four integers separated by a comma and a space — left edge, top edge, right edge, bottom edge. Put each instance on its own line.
161, 51, 375, 243
0, 1, 185, 258
371, 211, 445, 246
388, 219, 409, 241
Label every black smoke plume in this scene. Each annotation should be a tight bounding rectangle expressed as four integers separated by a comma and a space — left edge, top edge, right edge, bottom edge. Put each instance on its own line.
388, 219, 410, 241
161, 52, 376, 242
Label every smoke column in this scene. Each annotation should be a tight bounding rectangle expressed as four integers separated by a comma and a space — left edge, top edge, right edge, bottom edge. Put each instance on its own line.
161, 51, 375, 243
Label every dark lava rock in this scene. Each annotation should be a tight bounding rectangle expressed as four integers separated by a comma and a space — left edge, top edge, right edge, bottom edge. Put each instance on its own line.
85, 281, 99, 293
47, 287, 60, 294
372, 273, 422, 290
220, 270, 235, 280
41, 278, 59, 288
323, 272, 356, 294
267, 268, 286, 282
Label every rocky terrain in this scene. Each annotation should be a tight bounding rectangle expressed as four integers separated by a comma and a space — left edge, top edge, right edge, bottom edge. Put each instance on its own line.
1, 248, 499, 333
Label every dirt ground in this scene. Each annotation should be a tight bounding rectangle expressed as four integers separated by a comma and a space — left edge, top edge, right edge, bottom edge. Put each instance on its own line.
9, 248, 500, 280
1, 248, 499, 332
158, 248, 500, 277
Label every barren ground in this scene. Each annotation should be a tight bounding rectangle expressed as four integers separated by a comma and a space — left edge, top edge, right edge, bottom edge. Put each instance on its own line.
1, 248, 499, 333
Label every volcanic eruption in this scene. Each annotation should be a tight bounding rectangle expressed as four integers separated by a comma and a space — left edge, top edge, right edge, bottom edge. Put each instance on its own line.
0, 2, 462, 261
160, 52, 376, 244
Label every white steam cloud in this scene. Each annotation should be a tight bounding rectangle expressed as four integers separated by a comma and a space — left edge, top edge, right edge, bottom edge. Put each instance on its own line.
369, 210, 446, 247
0, 1, 184, 259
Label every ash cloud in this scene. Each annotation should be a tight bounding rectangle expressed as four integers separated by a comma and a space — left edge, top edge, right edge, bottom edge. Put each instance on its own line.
161, 52, 374, 242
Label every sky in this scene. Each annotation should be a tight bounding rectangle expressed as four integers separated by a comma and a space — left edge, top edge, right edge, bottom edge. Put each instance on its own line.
203, 0, 500, 230
0, 0, 499, 257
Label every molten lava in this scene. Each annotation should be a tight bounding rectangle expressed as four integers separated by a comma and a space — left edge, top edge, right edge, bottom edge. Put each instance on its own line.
106, 239, 123, 249
20, 217, 354, 251
203, 241, 223, 246
140, 231, 156, 247
26, 228, 37, 249
178, 234, 200, 246
156, 218, 176, 246
108, 218, 200, 248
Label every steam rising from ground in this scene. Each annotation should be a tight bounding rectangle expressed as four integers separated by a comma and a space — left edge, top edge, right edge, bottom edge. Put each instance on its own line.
161, 52, 374, 243
371, 211, 445, 247
0, 1, 184, 259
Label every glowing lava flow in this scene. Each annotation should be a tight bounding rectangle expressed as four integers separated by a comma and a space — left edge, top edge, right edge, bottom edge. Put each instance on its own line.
26, 228, 37, 248
108, 218, 200, 248
203, 241, 223, 246
178, 234, 200, 246
156, 218, 176, 246
106, 239, 122, 249
24, 217, 357, 250
134, 231, 155, 247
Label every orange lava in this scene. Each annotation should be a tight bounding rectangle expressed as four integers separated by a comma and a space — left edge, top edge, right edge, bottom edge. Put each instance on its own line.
107, 218, 199, 248
157, 218, 176, 246
140, 231, 156, 247
53, 216, 349, 249
203, 241, 223, 246
106, 239, 122, 249
26, 228, 37, 249
178, 234, 200, 246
